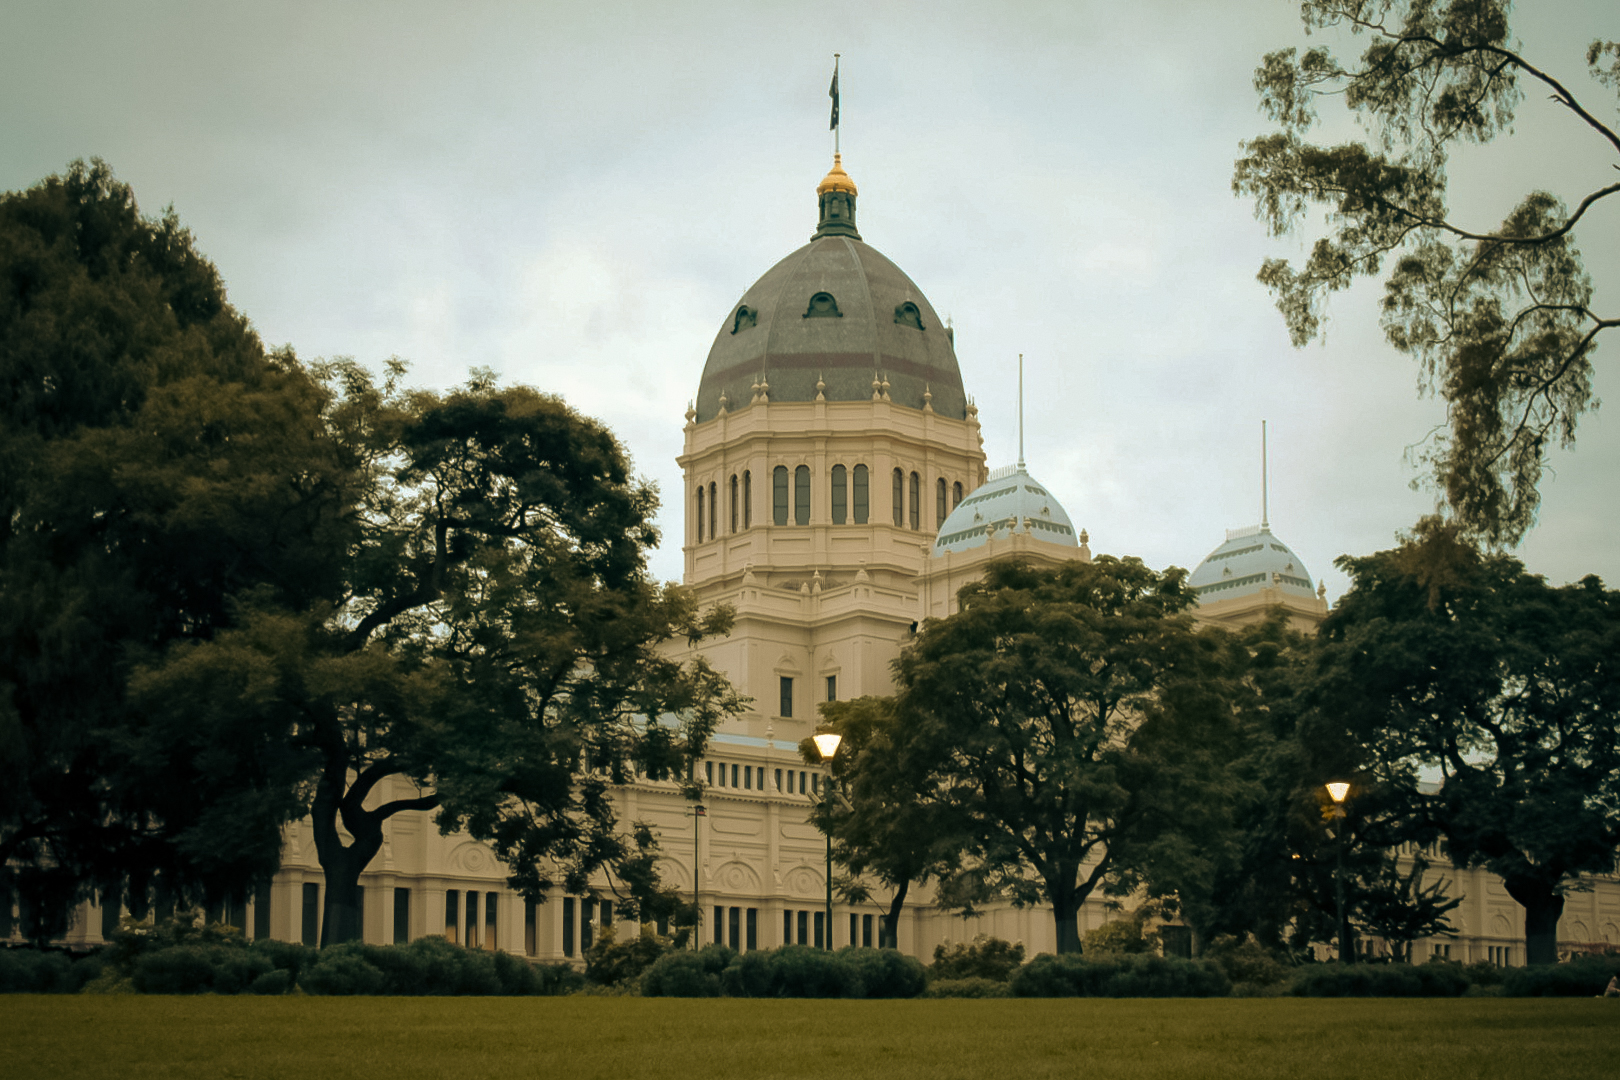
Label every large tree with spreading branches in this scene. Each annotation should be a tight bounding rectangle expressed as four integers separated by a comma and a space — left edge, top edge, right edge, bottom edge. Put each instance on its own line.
1235, 0, 1618, 545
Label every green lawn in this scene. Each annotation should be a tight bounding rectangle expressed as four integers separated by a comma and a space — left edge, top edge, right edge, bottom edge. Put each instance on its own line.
4, 997, 1617, 1080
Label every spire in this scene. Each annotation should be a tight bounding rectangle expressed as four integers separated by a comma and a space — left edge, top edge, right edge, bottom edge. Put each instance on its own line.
813, 154, 860, 240
1017, 353, 1025, 470
1261, 419, 1270, 530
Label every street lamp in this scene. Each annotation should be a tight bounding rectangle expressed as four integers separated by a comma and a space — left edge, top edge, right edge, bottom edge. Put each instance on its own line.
1326, 781, 1350, 963
813, 732, 843, 951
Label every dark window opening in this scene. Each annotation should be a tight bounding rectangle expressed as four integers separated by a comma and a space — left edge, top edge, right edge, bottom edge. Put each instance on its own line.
730, 475, 738, 533
936, 477, 947, 527
909, 472, 920, 530
853, 464, 869, 524
393, 888, 410, 945
772, 466, 789, 526
831, 464, 847, 524
826, 674, 837, 702
892, 469, 904, 526
804, 291, 843, 318
794, 465, 810, 525
302, 883, 320, 947
780, 676, 793, 718
743, 470, 752, 527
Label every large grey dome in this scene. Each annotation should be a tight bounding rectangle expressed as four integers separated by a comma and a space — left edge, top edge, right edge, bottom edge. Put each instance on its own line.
694, 158, 965, 423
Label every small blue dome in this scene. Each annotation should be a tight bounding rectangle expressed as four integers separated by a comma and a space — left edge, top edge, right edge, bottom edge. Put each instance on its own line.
1189, 526, 1315, 603
934, 465, 1079, 555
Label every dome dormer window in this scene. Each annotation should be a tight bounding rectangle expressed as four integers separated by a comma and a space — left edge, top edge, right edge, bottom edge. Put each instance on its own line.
731, 305, 757, 334
894, 301, 924, 331
804, 292, 843, 319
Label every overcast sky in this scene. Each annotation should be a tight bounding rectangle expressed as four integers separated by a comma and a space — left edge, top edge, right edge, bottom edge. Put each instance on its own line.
5, 0, 1614, 597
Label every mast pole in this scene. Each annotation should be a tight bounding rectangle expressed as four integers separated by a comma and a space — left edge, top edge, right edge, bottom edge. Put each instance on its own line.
1018, 353, 1025, 469
1262, 419, 1269, 529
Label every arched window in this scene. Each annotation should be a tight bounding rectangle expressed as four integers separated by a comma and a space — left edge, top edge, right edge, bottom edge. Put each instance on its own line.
709, 482, 717, 540
729, 475, 738, 533
772, 467, 789, 527
696, 486, 705, 542
953, 480, 963, 509
852, 465, 869, 524
831, 465, 847, 524
936, 477, 947, 527
743, 470, 752, 528
892, 469, 904, 527
909, 472, 920, 530
794, 465, 811, 526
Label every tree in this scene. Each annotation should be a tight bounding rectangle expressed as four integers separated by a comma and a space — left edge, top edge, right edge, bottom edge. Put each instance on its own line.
141, 363, 743, 945
1235, 1, 1619, 544
882, 557, 1239, 954
0, 161, 351, 933
1305, 521, 1620, 964
1354, 851, 1463, 962
807, 696, 966, 949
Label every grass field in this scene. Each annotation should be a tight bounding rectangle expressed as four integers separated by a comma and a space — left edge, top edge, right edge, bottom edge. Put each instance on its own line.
4, 996, 1617, 1080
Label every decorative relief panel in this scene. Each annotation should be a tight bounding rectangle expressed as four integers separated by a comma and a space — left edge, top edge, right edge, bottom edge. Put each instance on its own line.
712, 814, 762, 837
715, 860, 763, 894
785, 865, 824, 897
657, 857, 690, 890
448, 841, 502, 877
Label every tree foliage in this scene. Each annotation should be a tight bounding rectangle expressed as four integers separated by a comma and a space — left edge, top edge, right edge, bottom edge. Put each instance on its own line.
808, 695, 967, 949
1304, 520, 1620, 963
1235, 0, 1619, 544
0, 160, 350, 933
872, 557, 1240, 954
143, 363, 744, 944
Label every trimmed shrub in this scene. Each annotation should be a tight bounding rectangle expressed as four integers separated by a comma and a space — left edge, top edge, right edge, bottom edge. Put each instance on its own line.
533, 961, 587, 996
1291, 962, 1468, 997
839, 947, 927, 999
1502, 956, 1620, 997
248, 938, 316, 984
363, 937, 501, 996
763, 945, 861, 998
1010, 953, 1230, 998
248, 968, 294, 995
299, 949, 388, 996
131, 945, 272, 995
0, 948, 73, 993
641, 951, 722, 997
1204, 935, 1290, 987
924, 976, 1010, 998
585, 924, 678, 987
930, 936, 1025, 982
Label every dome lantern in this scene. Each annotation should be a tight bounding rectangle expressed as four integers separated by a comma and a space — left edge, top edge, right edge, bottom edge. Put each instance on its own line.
813, 154, 861, 240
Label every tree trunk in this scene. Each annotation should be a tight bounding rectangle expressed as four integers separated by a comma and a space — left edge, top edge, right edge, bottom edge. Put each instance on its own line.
318, 839, 379, 947
882, 879, 910, 950
1050, 876, 1083, 954
1503, 876, 1565, 966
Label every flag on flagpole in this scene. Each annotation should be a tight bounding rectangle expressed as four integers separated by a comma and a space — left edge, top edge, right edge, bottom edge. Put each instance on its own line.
829, 60, 840, 131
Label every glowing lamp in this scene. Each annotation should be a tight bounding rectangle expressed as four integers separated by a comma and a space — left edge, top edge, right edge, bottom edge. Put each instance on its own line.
1326, 782, 1350, 804
812, 733, 843, 761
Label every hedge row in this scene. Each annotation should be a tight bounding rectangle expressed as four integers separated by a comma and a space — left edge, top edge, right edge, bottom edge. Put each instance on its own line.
641, 944, 928, 998
1009, 953, 1232, 998
7, 940, 1618, 997
0, 936, 584, 996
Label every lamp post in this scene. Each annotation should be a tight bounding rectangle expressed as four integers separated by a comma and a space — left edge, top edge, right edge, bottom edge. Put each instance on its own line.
689, 803, 706, 949
1326, 781, 1350, 964
812, 731, 843, 951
